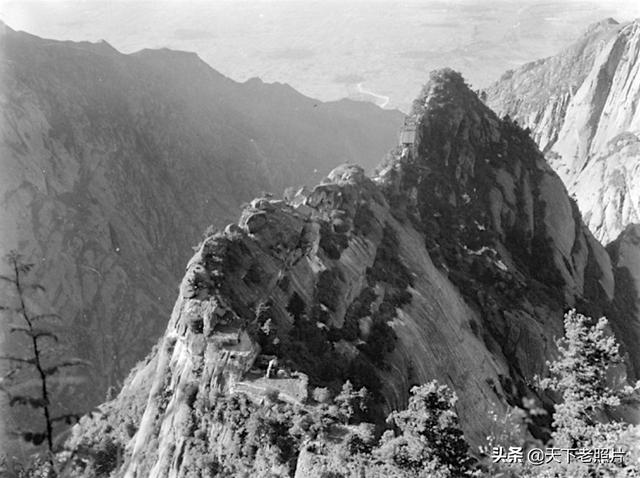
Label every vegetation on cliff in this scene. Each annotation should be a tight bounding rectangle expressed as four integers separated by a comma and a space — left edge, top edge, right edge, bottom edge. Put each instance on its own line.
482, 310, 640, 478
5, 65, 640, 478
0, 23, 403, 435
267, 221, 411, 405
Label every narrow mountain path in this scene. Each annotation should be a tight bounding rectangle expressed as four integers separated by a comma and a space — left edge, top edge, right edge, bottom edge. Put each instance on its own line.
356, 82, 391, 108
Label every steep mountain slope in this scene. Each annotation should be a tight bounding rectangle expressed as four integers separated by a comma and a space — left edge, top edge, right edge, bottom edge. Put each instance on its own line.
0, 21, 402, 435
608, 224, 640, 381
485, 19, 640, 244
68, 70, 637, 477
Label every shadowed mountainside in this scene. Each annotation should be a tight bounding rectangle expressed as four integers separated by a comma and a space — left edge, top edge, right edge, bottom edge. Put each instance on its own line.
607, 224, 640, 381
0, 21, 403, 452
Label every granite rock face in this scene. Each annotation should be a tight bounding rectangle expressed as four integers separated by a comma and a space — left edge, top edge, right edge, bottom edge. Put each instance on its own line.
79, 70, 639, 477
0, 20, 402, 449
608, 224, 640, 381
486, 19, 640, 245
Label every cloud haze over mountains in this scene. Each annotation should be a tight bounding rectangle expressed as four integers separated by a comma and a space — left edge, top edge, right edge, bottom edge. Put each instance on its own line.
3, 1, 640, 111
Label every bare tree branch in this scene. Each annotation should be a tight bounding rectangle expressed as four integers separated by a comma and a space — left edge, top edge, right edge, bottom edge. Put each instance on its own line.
0, 274, 17, 284
10, 326, 59, 342
23, 284, 46, 293
43, 358, 91, 376
31, 313, 62, 322
16, 263, 34, 274
51, 413, 81, 425
0, 356, 36, 365
9, 394, 48, 409
3, 250, 56, 453
0, 305, 20, 312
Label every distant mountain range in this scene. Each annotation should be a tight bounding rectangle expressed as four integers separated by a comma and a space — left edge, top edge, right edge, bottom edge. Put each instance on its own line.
486, 18, 640, 246
0, 20, 402, 450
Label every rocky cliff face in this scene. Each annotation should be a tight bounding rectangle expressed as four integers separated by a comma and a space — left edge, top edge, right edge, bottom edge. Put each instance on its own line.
608, 224, 640, 381
0, 20, 402, 444
485, 19, 640, 244
69, 69, 638, 477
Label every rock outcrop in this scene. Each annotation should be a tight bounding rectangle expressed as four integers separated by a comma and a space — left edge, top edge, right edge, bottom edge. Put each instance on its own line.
608, 224, 640, 380
68, 69, 639, 477
0, 20, 402, 451
485, 19, 640, 245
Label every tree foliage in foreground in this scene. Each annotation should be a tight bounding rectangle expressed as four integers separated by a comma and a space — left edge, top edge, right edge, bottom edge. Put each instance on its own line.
483, 310, 640, 477
541, 309, 639, 449
9, 300, 640, 478
0, 251, 87, 475
376, 381, 474, 476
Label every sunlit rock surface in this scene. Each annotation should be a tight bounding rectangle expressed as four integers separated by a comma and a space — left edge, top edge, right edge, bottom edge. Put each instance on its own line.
486, 19, 640, 245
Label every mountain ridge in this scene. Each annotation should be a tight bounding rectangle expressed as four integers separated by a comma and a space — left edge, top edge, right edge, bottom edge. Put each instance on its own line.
485, 19, 640, 392
0, 22, 402, 455
67, 68, 640, 477
486, 18, 640, 245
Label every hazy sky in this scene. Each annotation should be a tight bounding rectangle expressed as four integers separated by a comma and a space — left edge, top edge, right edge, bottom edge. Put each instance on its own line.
3, 0, 640, 110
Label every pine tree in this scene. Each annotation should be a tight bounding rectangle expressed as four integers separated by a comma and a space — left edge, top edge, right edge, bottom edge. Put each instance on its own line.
377, 381, 473, 475
540, 309, 637, 449
0, 251, 87, 458
334, 380, 369, 424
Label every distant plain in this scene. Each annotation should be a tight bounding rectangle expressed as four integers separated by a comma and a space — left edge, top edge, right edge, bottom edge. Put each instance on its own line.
3, 0, 640, 111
